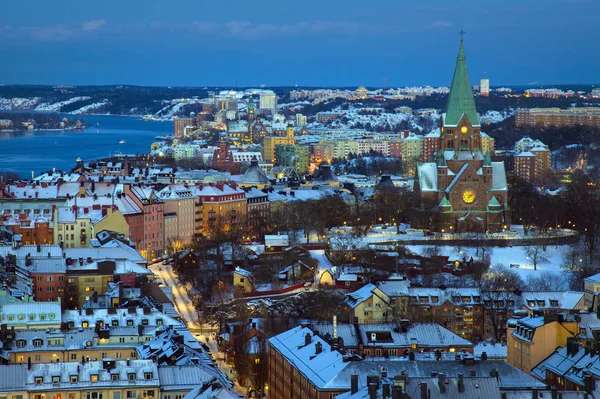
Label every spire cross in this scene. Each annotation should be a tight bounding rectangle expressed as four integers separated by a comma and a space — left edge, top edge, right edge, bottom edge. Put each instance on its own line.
459, 29, 466, 42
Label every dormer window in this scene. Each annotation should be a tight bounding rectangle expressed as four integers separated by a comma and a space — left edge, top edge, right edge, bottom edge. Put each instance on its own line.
128, 373, 136, 381
112, 319, 119, 326
156, 319, 163, 326
127, 319, 134, 326
52, 376, 60, 385
91, 374, 98, 383
35, 377, 43, 385
111, 373, 119, 381
550, 300, 559, 307
70, 375, 78, 383
32, 339, 43, 347
144, 372, 153, 380
16, 339, 26, 348
537, 300, 545, 307
82, 320, 89, 328
141, 319, 149, 326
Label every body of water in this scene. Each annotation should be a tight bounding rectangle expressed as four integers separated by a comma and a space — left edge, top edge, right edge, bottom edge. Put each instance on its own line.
0, 114, 172, 178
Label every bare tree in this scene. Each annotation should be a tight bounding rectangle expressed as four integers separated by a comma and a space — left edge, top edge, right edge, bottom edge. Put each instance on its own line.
480, 265, 525, 341
524, 245, 549, 271
525, 272, 567, 291
561, 242, 600, 290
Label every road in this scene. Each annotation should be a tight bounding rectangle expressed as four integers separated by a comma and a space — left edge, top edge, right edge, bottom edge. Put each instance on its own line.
148, 261, 200, 325
148, 261, 245, 395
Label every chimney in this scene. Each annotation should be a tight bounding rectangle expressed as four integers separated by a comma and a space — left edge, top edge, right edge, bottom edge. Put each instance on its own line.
382, 382, 391, 399
420, 381, 428, 399
470, 368, 477, 377
381, 367, 387, 378
315, 341, 323, 355
438, 373, 445, 393
368, 382, 378, 399
458, 373, 464, 393
351, 374, 359, 394
490, 368, 499, 380
304, 332, 312, 346
585, 373, 595, 394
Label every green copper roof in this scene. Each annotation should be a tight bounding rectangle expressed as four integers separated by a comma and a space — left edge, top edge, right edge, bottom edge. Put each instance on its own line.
439, 196, 452, 207
444, 40, 480, 127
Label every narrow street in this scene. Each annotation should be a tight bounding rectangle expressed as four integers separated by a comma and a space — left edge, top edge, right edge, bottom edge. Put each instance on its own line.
147, 261, 246, 396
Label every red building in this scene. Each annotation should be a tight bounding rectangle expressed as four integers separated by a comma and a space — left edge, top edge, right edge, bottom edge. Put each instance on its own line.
421, 130, 441, 162
389, 139, 402, 159
122, 184, 164, 260
212, 141, 242, 174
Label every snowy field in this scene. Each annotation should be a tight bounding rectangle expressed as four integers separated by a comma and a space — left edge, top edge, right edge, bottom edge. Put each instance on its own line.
405, 243, 570, 281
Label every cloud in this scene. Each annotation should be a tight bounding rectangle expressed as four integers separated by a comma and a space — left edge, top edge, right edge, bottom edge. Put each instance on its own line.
82, 20, 107, 31
428, 20, 454, 29
28, 24, 77, 41
188, 20, 389, 39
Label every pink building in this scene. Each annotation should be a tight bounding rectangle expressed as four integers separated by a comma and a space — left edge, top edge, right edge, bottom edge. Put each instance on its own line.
123, 184, 164, 260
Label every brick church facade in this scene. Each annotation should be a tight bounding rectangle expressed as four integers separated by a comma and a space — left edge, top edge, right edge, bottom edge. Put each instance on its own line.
413, 39, 510, 233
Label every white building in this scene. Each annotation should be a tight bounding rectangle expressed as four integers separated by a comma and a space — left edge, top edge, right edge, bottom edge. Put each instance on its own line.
259, 91, 277, 113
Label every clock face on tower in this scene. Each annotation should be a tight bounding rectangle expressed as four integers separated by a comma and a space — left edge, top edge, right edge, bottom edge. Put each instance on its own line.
461, 126, 468, 133
462, 190, 476, 204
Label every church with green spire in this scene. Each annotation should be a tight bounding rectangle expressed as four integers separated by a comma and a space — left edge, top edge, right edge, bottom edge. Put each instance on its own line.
412, 38, 510, 233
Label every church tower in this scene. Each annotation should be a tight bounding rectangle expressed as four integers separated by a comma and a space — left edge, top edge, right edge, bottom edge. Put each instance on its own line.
413, 37, 510, 233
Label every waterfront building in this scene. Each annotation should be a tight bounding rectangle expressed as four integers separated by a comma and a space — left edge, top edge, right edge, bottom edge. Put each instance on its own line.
174, 117, 195, 138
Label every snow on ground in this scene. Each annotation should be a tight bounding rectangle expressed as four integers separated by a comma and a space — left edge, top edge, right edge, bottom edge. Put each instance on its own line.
35, 96, 92, 111
0, 97, 41, 110
306, 105, 440, 131
310, 250, 334, 283
405, 243, 569, 281
480, 109, 514, 124
69, 99, 110, 114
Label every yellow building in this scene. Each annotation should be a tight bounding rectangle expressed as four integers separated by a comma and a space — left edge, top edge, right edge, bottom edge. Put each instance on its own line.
233, 267, 255, 293
157, 184, 198, 248
191, 182, 247, 238
262, 125, 295, 163
507, 314, 578, 373
54, 206, 129, 249
481, 132, 495, 154
345, 283, 392, 323
401, 133, 422, 176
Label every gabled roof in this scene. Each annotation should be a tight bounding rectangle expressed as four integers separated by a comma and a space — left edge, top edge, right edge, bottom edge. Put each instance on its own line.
417, 162, 438, 192
444, 40, 481, 127
445, 163, 470, 193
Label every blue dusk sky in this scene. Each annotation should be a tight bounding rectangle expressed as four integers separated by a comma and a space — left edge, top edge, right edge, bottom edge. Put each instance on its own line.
0, 0, 598, 87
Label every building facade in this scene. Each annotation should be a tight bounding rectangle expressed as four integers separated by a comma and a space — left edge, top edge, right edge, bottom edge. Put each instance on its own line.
413, 39, 510, 233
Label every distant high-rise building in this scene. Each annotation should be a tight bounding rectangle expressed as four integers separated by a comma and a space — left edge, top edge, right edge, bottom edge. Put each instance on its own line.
173, 117, 194, 138
295, 113, 307, 126
480, 78, 490, 97
259, 91, 277, 114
